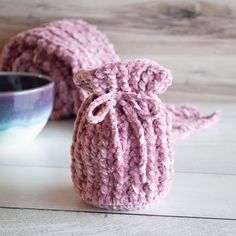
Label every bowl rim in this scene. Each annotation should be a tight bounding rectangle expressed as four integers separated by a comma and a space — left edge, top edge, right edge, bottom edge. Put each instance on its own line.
0, 71, 54, 97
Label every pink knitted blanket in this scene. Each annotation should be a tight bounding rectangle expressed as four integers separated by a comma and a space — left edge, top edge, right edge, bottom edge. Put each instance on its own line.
71, 60, 220, 210
0, 19, 119, 119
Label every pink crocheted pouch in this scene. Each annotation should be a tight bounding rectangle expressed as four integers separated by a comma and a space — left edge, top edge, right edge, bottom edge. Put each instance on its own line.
71, 59, 220, 210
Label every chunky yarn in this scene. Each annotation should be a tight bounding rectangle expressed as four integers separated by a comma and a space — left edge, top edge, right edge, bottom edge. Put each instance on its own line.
0, 19, 119, 119
71, 59, 220, 210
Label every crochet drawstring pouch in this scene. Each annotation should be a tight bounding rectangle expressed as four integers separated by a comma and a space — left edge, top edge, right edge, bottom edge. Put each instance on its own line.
0, 19, 119, 120
71, 59, 220, 210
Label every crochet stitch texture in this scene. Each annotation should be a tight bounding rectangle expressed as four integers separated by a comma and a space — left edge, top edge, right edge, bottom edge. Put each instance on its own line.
71, 59, 221, 210
0, 19, 119, 119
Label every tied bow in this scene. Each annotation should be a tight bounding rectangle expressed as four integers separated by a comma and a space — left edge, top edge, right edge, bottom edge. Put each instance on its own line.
86, 92, 162, 124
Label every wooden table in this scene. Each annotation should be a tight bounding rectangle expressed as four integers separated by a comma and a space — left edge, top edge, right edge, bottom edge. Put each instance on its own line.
0, 103, 235, 235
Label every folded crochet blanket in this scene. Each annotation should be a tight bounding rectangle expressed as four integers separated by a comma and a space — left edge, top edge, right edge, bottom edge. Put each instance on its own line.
0, 19, 119, 119
71, 60, 220, 210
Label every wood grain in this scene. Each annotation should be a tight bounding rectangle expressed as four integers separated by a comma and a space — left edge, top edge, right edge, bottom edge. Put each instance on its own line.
0, 0, 235, 102
0, 208, 235, 236
0, 165, 236, 219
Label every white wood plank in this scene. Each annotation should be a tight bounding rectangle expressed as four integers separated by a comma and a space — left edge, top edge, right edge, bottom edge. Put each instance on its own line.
0, 208, 235, 236
0, 104, 235, 175
175, 143, 236, 174
0, 165, 235, 219
0, 120, 73, 168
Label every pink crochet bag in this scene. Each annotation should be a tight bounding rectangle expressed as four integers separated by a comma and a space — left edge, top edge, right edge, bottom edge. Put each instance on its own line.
71, 59, 220, 210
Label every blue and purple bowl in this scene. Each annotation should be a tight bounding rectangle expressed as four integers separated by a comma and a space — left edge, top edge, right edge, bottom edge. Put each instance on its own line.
0, 72, 54, 148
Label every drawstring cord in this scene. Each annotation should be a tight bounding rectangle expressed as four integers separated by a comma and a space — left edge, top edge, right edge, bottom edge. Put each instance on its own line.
86, 92, 162, 124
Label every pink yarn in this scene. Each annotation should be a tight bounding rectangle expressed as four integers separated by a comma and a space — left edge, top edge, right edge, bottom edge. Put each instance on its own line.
71, 59, 220, 210
166, 104, 220, 140
0, 19, 119, 119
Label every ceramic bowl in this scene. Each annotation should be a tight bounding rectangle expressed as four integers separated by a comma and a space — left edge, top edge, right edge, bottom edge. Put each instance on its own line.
0, 72, 54, 148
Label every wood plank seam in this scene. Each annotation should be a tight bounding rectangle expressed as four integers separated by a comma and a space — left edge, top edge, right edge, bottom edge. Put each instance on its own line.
0, 206, 236, 221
